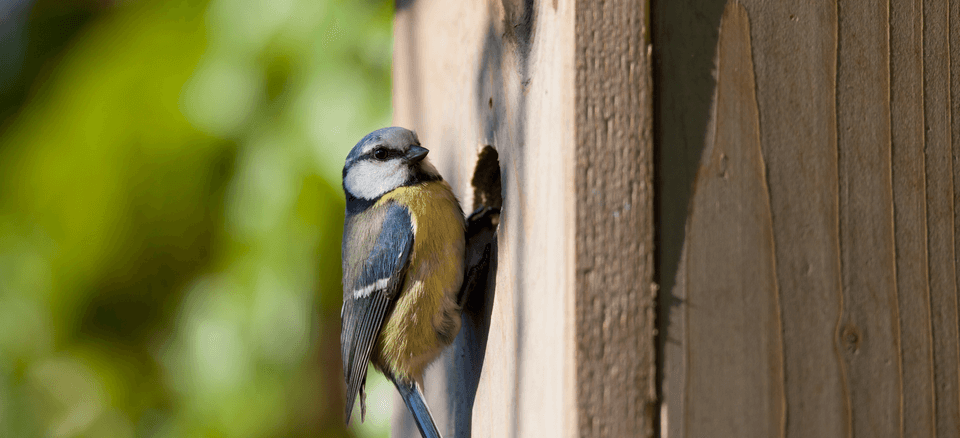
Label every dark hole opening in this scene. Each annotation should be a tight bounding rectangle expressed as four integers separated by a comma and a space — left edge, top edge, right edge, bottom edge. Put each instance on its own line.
470, 145, 502, 212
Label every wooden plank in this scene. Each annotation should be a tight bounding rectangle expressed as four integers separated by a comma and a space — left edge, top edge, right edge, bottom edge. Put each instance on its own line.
681, 4, 784, 437
923, 0, 960, 435
953, 9, 960, 430
392, 1, 583, 436
652, 0, 726, 308
835, 0, 900, 436
659, 0, 960, 436
889, 0, 936, 436
954, 0, 960, 323
741, 0, 847, 436
574, 0, 657, 436
652, 1, 726, 437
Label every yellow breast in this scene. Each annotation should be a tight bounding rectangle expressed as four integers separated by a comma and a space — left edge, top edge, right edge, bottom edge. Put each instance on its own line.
372, 180, 465, 381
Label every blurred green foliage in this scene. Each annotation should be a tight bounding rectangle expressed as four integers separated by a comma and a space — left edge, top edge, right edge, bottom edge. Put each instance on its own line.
0, 0, 395, 436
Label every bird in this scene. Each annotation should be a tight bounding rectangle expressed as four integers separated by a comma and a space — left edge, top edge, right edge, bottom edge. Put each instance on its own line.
340, 127, 464, 438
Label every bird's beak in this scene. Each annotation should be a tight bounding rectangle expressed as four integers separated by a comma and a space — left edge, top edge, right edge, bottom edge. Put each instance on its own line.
406, 145, 429, 163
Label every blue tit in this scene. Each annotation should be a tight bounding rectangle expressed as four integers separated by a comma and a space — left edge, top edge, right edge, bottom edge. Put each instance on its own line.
340, 127, 464, 438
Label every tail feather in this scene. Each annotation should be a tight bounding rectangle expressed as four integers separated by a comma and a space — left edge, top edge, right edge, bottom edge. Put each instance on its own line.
393, 379, 442, 438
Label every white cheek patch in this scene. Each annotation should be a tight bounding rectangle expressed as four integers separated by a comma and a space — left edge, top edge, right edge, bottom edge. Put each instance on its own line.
344, 160, 409, 200
353, 278, 391, 299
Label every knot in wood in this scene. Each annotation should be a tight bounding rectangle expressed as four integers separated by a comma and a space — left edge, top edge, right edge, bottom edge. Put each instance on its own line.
840, 325, 861, 353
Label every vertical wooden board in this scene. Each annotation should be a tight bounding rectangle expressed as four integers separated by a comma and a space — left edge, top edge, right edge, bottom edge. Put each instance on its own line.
835, 0, 900, 437
392, 1, 578, 437
923, 1, 960, 436
651, 0, 726, 301
738, 0, 847, 435
503, 2, 578, 436
682, 4, 785, 437
660, 0, 960, 436
889, 0, 936, 436
953, 7, 960, 414
574, 0, 657, 436
651, 1, 725, 437
663, 243, 688, 438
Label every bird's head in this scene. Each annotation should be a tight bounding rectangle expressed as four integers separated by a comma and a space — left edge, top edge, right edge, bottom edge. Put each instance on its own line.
342, 127, 441, 201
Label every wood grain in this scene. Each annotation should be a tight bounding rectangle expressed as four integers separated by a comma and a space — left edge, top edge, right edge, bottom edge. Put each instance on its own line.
923, 1, 960, 436
954, 4, 960, 361
953, 9, 960, 434
660, 0, 960, 437
682, 4, 784, 437
392, 0, 960, 435
836, 1, 900, 436
890, 0, 935, 436
743, 0, 847, 435
393, 0, 657, 436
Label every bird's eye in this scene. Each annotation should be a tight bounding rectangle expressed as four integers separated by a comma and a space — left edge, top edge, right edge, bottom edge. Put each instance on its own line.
373, 148, 388, 160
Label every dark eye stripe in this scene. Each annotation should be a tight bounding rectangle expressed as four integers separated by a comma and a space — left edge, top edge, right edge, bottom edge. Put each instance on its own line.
366, 147, 402, 161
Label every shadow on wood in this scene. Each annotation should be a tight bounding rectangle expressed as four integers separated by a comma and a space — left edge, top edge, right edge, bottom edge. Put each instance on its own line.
450, 147, 501, 438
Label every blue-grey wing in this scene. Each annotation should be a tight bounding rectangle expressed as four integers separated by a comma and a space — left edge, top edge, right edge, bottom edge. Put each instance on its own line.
341, 202, 414, 423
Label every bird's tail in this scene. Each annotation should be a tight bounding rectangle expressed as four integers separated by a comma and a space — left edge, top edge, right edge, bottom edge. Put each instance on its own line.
393, 378, 442, 438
